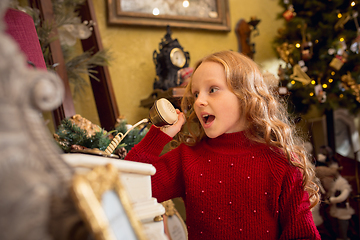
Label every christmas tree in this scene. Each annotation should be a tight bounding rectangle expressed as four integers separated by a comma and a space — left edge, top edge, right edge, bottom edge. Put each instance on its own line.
274, 0, 360, 116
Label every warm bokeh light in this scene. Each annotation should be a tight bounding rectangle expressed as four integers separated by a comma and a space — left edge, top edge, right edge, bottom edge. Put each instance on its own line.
311, 80, 316, 85
291, 80, 295, 84
338, 13, 342, 18
295, 43, 301, 48
183, 0, 189, 8
310, 92, 314, 96
351, 1, 356, 7
323, 84, 328, 88
153, 8, 160, 15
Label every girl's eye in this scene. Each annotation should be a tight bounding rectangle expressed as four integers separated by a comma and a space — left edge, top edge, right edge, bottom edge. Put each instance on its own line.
193, 92, 199, 98
210, 87, 219, 93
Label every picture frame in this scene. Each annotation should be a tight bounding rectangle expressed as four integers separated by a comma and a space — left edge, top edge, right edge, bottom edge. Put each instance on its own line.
107, 0, 231, 31
71, 163, 147, 240
163, 212, 188, 240
161, 200, 188, 240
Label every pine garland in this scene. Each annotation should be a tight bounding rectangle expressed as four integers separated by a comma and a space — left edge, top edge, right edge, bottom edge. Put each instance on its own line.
113, 120, 149, 152
54, 118, 149, 154
55, 118, 111, 152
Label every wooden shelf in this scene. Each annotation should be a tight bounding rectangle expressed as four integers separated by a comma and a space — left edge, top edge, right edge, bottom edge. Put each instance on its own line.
140, 87, 185, 109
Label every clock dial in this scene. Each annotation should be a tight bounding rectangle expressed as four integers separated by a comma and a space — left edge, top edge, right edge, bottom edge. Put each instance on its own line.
170, 48, 186, 68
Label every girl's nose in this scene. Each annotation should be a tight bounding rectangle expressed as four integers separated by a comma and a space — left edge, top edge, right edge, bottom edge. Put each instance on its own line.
195, 93, 208, 107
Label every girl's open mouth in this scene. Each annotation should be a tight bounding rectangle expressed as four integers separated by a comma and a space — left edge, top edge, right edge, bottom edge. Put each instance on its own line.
202, 114, 215, 125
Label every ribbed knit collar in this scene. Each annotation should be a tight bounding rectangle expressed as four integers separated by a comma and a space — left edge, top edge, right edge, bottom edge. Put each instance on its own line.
202, 131, 263, 155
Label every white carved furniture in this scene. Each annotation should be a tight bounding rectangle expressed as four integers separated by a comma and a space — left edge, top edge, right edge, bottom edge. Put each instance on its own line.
62, 153, 168, 240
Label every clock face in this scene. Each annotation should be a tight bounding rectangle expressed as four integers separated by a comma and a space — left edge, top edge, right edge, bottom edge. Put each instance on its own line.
170, 48, 186, 68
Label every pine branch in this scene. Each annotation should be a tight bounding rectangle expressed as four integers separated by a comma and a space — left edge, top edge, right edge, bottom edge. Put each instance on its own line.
55, 118, 112, 152
113, 120, 149, 152
65, 49, 111, 97
55, 119, 88, 152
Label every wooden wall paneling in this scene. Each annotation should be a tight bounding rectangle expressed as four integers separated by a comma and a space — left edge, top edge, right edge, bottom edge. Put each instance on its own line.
79, 0, 120, 131
30, 0, 119, 131
30, 0, 76, 128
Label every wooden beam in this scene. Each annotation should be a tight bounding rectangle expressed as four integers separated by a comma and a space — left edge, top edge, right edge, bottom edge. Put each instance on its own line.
30, 0, 119, 131
79, 0, 120, 131
30, 0, 76, 128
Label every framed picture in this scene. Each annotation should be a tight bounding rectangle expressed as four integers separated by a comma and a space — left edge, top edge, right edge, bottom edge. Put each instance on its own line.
161, 200, 188, 240
71, 163, 147, 240
107, 0, 230, 31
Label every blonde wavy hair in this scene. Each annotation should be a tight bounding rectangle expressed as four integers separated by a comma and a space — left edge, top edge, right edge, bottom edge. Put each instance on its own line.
179, 50, 319, 208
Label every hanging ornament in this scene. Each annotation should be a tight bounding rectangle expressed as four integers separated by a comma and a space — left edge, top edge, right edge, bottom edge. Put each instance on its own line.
335, 11, 351, 30
329, 50, 348, 71
58, 18, 94, 46
341, 71, 360, 102
298, 60, 308, 72
314, 84, 327, 103
276, 42, 295, 65
277, 64, 290, 95
330, 56, 346, 70
350, 35, 360, 53
328, 48, 336, 55
329, 39, 348, 70
301, 41, 313, 61
338, 81, 348, 92
290, 64, 311, 85
336, 40, 347, 55
300, 24, 313, 61
283, 4, 296, 21
350, 12, 360, 53
278, 64, 287, 81
278, 86, 289, 95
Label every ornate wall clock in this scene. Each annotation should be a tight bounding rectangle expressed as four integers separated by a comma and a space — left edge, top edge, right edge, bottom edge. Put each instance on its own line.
153, 26, 190, 91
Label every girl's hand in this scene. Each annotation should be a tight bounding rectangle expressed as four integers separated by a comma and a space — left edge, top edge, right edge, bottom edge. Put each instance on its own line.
160, 109, 186, 138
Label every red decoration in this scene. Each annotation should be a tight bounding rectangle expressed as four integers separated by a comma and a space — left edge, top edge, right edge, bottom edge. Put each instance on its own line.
301, 41, 313, 61
283, 9, 295, 21
4, 9, 46, 69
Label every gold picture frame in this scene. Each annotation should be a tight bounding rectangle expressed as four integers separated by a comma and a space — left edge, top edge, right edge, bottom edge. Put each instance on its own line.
107, 0, 230, 31
161, 200, 188, 240
71, 163, 147, 240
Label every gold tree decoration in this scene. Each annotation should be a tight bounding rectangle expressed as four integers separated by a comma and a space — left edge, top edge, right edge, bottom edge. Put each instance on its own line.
10, 0, 111, 96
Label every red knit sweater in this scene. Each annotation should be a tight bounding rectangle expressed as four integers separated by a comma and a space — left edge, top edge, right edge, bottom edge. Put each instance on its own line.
125, 126, 320, 240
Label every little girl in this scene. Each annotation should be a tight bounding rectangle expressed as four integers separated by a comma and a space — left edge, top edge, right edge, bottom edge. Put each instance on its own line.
125, 50, 320, 239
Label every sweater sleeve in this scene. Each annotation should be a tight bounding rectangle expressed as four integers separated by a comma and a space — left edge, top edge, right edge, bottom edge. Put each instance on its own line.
278, 166, 320, 240
125, 125, 185, 202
